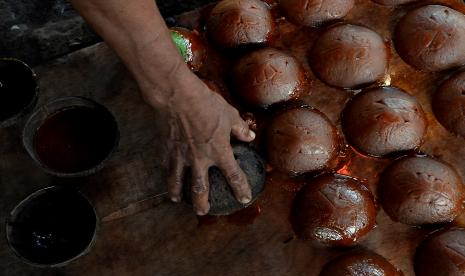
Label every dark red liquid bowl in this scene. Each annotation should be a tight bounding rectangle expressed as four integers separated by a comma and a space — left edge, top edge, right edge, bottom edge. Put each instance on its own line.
0, 58, 38, 127
23, 97, 120, 177
5, 186, 98, 267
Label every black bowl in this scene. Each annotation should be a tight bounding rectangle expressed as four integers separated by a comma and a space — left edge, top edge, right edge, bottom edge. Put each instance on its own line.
6, 186, 98, 267
22, 97, 120, 177
0, 58, 38, 127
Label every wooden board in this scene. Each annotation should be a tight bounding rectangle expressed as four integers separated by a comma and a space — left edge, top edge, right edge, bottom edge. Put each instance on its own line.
1, 0, 465, 275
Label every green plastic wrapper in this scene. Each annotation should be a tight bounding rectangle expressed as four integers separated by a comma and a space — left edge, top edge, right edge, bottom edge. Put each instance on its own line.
170, 30, 189, 63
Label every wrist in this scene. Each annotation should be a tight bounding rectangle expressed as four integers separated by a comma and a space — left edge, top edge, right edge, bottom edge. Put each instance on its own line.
138, 64, 205, 111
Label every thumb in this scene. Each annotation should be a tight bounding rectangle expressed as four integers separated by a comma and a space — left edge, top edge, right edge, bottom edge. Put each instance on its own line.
231, 117, 255, 142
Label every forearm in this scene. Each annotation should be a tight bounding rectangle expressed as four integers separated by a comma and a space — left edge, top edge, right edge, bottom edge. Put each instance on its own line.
71, 0, 201, 109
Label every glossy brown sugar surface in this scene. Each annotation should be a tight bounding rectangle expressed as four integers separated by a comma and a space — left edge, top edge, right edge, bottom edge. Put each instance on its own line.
309, 23, 388, 88
414, 228, 465, 276
232, 47, 305, 108
187, 0, 465, 274
291, 174, 377, 247
266, 107, 340, 175
342, 87, 427, 157
320, 250, 402, 276
433, 70, 465, 137
206, 0, 274, 48
394, 5, 465, 72
279, 0, 355, 27
372, 0, 419, 6
378, 155, 464, 225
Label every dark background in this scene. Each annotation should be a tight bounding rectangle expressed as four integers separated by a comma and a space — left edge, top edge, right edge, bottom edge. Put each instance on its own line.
0, 0, 215, 66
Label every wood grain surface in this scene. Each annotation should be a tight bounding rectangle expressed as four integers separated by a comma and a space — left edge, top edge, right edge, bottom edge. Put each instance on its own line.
1, 0, 465, 275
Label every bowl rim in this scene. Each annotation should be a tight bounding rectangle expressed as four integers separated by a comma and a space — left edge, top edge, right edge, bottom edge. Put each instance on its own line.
22, 96, 120, 178
5, 185, 100, 267
0, 57, 39, 128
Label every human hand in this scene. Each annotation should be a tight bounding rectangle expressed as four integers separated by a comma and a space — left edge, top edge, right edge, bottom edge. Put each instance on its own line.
145, 71, 256, 215
71, 0, 256, 216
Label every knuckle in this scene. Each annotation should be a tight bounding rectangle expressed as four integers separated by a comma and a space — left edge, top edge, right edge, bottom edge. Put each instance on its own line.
168, 178, 181, 193
226, 169, 244, 185
192, 179, 208, 195
167, 169, 182, 183
232, 124, 247, 136
239, 125, 248, 134
174, 178, 183, 188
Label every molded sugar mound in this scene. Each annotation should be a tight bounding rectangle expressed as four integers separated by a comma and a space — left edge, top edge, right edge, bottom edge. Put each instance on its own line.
207, 0, 274, 48
433, 70, 465, 138
309, 24, 388, 88
415, 228, 465, 276
342, 87, 426, 157
291, 173, 377, 247
267, 107, 340, 175
394, 5, 465, 72
378, 155, 464, 225
232, 47, 305, 108
279, 0, 354, 27
320, 250, 403, 276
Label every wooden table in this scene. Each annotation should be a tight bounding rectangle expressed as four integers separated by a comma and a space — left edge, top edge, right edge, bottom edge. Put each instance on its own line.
2, 1, 465, 275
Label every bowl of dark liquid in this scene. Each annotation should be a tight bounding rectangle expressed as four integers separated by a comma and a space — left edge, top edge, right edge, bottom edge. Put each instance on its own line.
6, 186, 98, 267
0, 58, 38, 127
23, 97, 119, 177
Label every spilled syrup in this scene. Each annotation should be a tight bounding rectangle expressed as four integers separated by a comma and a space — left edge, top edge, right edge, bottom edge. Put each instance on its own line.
0, 59, 36, 121
266, 170, 306, 193
7, 187, 96, 265
226, 204, 262, 226
33, 107, 118, 173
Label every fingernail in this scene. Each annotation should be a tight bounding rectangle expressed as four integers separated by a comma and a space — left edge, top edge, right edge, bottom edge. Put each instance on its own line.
240, 196, 252, 204
170, 196, 181, 203
196, 203, 210, 216
248, 130, 256, 140
196, 210, 207, 216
